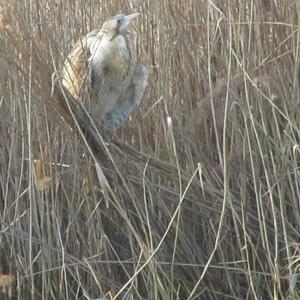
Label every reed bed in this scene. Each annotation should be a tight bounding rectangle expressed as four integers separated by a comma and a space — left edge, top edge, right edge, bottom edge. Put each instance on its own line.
0, 0, 299, 299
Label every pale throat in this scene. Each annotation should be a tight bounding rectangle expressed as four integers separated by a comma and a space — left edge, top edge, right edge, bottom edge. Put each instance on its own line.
89, 34, 130, 85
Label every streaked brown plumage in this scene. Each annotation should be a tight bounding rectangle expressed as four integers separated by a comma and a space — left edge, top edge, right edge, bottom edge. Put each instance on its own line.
62, 13, 148, 130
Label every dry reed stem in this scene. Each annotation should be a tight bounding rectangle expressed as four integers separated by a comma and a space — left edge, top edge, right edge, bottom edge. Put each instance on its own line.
0, 0, 300, 299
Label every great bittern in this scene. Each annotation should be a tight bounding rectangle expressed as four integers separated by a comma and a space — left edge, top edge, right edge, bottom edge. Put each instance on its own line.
62, 13, 148, 130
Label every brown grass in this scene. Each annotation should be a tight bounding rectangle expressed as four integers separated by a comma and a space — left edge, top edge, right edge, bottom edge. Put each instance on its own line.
0, 0, 300, 299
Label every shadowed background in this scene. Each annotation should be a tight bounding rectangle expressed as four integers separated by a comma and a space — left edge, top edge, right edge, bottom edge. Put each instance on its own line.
0, 0, 300, 299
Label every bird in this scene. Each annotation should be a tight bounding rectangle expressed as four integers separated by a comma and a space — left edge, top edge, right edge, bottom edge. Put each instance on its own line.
62, 13, 148, 131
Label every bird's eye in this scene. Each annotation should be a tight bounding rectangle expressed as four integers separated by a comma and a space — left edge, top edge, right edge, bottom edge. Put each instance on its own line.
117, 19, 121, 24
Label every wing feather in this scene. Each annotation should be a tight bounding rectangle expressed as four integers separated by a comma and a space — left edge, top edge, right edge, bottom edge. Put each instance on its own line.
102, 63, 149, 130
62, 29, 99, 100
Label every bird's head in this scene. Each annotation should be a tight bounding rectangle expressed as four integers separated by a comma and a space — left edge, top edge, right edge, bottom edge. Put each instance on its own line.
101, 13, 140, 40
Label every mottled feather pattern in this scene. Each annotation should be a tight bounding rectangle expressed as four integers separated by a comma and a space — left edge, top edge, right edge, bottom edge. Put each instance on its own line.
62, 14, 148, 130
62, 29, 99, 99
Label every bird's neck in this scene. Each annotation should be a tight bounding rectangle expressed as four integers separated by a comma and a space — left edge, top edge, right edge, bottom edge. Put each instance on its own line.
100, 29, 114, 41
90, 33, 129, 58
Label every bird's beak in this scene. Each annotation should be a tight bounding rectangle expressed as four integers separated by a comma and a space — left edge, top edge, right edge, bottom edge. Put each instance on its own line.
117, 13, 140, 35
124, 13, 140, 22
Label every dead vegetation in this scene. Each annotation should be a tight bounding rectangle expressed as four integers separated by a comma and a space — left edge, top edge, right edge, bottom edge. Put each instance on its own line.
0, 0, 300, 299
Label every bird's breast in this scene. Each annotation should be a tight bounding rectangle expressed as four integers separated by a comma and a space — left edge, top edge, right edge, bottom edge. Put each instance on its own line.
87, 34, 137, 128
90, 35, 132, 89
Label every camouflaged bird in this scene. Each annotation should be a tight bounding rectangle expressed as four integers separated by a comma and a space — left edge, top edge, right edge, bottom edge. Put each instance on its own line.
62, 13, 148, 130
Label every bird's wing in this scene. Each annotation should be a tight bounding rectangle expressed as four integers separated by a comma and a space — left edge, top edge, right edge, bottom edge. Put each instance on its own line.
101, 63, 149, 130
62, 29, 99, 100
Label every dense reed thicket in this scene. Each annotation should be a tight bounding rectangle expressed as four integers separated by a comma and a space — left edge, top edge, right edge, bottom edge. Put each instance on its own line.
0, 0, 299, 299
